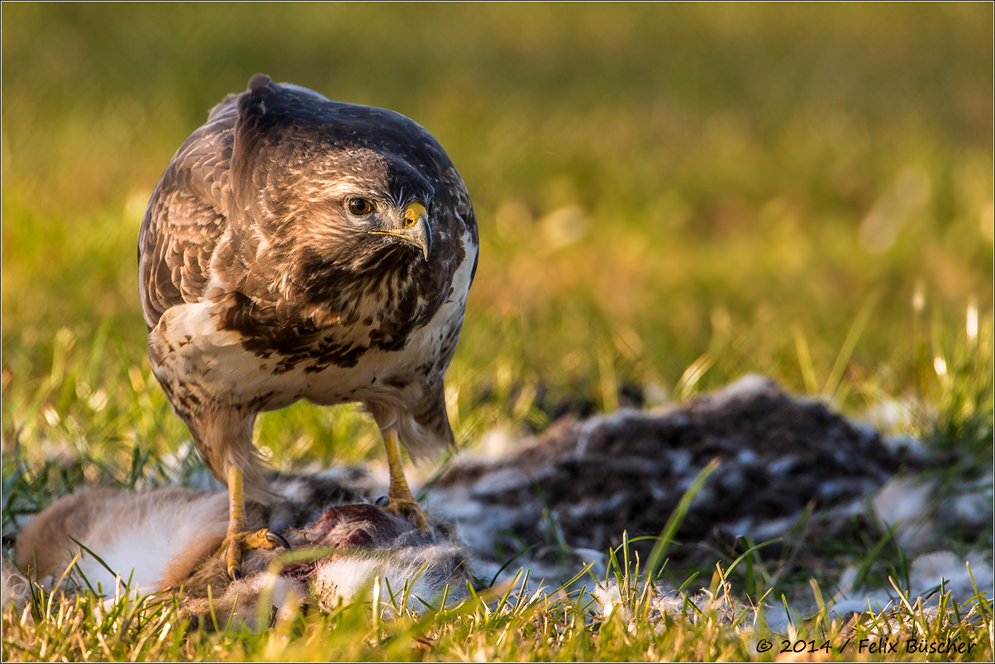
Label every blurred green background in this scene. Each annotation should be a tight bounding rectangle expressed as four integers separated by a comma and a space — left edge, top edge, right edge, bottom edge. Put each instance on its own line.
2, 3, 992, 477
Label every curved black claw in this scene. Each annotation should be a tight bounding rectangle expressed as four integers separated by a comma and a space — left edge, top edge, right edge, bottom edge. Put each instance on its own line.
374, 495, 390, 508
266, 530, 292, 550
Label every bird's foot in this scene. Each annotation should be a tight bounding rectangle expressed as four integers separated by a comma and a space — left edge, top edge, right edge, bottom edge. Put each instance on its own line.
377, 495, 431, 531
221, 528, 291, 580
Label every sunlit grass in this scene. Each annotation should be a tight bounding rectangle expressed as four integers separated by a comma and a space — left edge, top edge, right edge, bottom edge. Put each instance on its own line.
3, 536, 992, 662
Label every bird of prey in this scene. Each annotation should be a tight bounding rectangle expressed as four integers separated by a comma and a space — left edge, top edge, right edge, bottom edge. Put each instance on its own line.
138, 74, 478, 578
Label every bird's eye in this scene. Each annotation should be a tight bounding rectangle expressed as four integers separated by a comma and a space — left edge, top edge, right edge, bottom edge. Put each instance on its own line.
347, 198, 375, 216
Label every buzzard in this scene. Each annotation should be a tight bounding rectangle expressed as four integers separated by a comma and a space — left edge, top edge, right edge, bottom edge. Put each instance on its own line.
138, 74, 478, 577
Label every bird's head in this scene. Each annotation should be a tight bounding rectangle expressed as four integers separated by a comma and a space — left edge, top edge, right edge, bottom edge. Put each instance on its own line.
259, 146, 440, 286
227, 78, 455, 299
323, 152, 437, 269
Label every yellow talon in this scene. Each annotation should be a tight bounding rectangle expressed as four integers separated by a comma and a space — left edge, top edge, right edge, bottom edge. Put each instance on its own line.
221, 466, 288, 579
381, 496, 431, 531
381, 428, 432, 531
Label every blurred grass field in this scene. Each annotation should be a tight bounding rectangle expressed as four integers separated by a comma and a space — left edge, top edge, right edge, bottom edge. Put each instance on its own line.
4, 2, 990, 469
1, 4, 993, 661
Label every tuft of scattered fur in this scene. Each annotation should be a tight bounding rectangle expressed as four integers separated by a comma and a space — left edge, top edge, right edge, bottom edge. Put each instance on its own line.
2, 559, 31, 613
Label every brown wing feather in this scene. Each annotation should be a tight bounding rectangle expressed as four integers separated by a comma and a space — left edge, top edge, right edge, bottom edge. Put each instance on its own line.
138, 98, 239, 330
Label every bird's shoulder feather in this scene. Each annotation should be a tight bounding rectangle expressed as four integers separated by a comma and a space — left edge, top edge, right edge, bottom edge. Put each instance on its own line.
138, 99, 239, 329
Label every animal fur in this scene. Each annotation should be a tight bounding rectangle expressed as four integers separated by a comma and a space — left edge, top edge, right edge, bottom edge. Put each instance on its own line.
9, 471, 470, 628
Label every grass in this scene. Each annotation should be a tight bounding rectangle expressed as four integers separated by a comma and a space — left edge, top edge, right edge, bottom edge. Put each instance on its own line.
2, 536, 992, 662
2, 3, 992, 661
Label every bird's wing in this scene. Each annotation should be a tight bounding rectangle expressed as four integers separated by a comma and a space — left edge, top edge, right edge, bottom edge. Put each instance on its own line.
138, 98, 239, 330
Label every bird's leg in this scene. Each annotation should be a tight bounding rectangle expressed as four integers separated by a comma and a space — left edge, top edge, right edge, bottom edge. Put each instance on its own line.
379, 427, 431, 531
220, 466, 289, 580
181, 410, 288, 579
